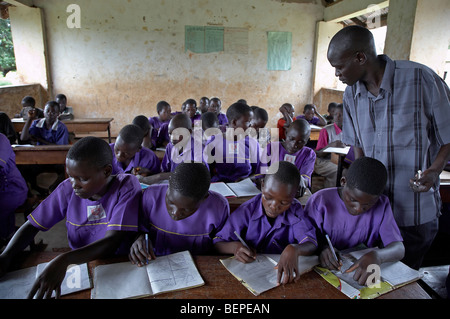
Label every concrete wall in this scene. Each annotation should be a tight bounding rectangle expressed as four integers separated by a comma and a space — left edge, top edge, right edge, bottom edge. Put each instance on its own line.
0, 83, 47, 118
30, 0, 323, 135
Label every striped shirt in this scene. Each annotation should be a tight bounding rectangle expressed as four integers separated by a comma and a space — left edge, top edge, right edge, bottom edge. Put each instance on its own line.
342, 55, 450, 227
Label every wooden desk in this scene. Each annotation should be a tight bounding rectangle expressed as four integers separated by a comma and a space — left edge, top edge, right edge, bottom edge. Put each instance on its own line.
14, 252, 430, 299
12, 118, 114, 143
13, 145, 72, 165
310, 128, 320, 141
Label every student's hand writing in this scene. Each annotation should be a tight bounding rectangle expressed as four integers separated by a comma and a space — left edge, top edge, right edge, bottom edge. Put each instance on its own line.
27, 257, 67, 299
319, 247, 342, 271
409, 168, 439, 193
275, 245, 299, 285
344, 250, 381, 286
129, 234, 156, 267
234, 242, 257, 264
132, 167, 152, 177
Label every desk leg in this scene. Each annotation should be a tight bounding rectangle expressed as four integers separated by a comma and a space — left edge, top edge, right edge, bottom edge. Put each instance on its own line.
107, 125, 111, 143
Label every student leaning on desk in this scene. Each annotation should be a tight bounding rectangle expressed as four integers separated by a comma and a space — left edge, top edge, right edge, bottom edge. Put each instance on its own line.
0, 137, 141, 298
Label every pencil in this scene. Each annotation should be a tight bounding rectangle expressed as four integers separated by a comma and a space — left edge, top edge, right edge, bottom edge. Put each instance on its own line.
325, 234, 339, 263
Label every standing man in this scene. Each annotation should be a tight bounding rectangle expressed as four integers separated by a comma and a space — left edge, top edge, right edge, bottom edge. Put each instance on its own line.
327, 25, 450, 270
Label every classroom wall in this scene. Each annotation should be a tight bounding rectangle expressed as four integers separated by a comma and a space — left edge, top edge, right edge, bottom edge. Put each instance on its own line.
31, 0, 324, 136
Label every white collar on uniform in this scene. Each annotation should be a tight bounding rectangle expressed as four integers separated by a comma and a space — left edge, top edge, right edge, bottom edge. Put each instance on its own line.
35, 118, 60, 131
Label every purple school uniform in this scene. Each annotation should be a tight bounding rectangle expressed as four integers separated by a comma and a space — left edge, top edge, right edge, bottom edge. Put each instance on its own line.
205, 134, 260, 183
29, 118, 69, 145
148, 116, 170, 148
109, 143, 160, 175
161, 135, 209, 172
140, 184, 230, 255
27, 174, 141, 254
214, 194, 317, 253
296, 115, 320, 126
305, 188, 403, 251
217, 113, 228, 126
0, 133, 28, 239
260, 142, 316, 187
156, 122, 170, 146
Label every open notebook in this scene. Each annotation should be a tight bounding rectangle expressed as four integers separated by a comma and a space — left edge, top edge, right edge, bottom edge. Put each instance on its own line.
91, 250, 204, 299
220, 254, 319, 296
209, 178, 261, 198
314, 246, 422, 299
0, 262, 91, 299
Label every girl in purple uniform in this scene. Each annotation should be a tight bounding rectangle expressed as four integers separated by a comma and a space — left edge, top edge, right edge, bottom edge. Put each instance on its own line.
148, 100, 172, 148
0, 133, 28, 245
214, 161, 317, 285
0, 137, 141, 298
128, 162, 229, 265
305, 157, 405, 286
110, 124, 160, 176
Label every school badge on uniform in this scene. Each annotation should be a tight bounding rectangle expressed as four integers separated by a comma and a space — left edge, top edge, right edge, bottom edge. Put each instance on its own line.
87, 204, 106, 221
228, 143, 240, 155
283, 154, 296, 164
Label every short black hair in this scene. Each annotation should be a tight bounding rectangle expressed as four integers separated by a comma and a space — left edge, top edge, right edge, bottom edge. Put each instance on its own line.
118, 124, 144, 146
156, 100, 170, 114
169, 113, 192, 130
55, 94, 67, 101
346, 157, 387, 195
169, 162, 211, 201
201, 111, 219, 130
327, 102, 339, 112
265, 161, 300, 189
132, 115, 151, 134
44, 101, 60, 111
67, 136, 113, 168
183, 98, 197, 107
22, 96, 35, 107
226, 102, 251, 122
304, 104, 316, 112
253, 107, 268, 122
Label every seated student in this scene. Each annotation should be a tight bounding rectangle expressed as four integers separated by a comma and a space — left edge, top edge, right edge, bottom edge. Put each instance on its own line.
55, 94, 74, 121
139, 113, 207, 185
15, 96, 44, 120
208, 97, 228, 126
277, 103, 295, 141
148, 100, 172, 148
205, 102, 260, 183
20, 101, 69, 145
129, 162, 229, 264
201, 111, 220, 145
0, 112, 17, 144
198, 96, 210, 114
314, 103, 345, 188
132, 115, 153, 150
249, 106, 270, 146
182, 98, 201, 126
19, 101, 69, 195
305, 157, 405, 286
214, 161, 317, 285
296, 104, 327, 127
110, 124, 160, 177
0, 137, 141, 298
261, 119, 316, 196
324, 102, 338, 125
0, 133, 28, 247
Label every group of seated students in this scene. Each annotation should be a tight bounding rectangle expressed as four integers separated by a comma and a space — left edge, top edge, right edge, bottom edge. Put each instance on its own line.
0, 95, 407, 299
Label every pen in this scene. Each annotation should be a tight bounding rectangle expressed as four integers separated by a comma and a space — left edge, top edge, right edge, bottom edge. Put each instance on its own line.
414, 170, 422, 186
325, 234, 339, 263
145, 233, 149, 263
234, 230, 258, 261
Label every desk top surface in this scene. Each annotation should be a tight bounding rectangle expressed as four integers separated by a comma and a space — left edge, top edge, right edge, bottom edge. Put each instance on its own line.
14, 252, 430, 300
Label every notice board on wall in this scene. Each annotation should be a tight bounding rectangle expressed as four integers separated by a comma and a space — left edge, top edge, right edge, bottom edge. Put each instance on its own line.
267, 31, 292, 71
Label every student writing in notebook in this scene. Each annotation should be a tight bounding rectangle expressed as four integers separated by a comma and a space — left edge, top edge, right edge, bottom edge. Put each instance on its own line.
0, 137, 141, 298
214, 161, 317, 285
132, 115, 153, 150
129, 162, 229, 265
110, 124, 160, 177
261, 119, 316, 196
305, 157, 405, 286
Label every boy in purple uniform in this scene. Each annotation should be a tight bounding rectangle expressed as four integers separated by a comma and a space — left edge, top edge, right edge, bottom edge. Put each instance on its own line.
0, 133, 28, 245
20, 101, 69, 145
110, 124, 160, 176
0, 137, 141, 298
128, 163, 229, 264
205, 102, 260, 183
305, 157, 405, 286
214, 161, 317, 285
182, 98, 201, 126
296, 104, 327, 127
261, 119, 316, 195
148, 101, 172, 149
208, 97, 228, 126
